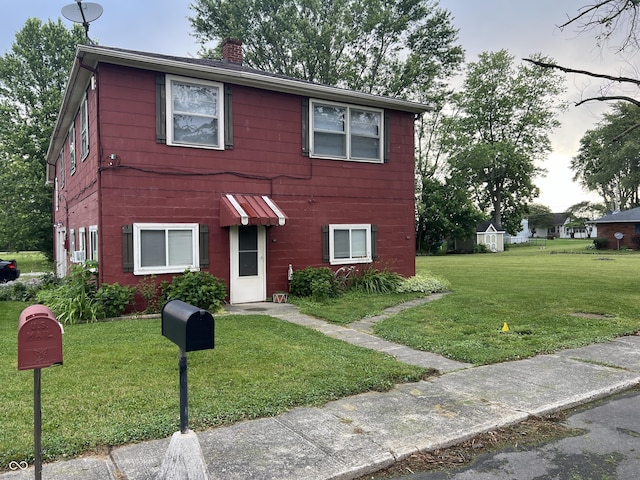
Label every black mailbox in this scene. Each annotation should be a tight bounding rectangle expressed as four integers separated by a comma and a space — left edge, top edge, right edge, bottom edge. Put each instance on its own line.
161, 300, 214, 352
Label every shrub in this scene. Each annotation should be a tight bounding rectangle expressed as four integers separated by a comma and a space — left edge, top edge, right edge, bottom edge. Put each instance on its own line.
593, 237, 609, 250
0, 281, 38, 302
631, 233, 640, 249
34, 262, 135, 324
473, 243, 489, 254
290, 267, 337, 298
136, 275, 163, 314
36, 280, 101, 324
350, 267, 403, 294
95, 282, 136, 318
396, 273, 451, 294
162, 270, 227, 311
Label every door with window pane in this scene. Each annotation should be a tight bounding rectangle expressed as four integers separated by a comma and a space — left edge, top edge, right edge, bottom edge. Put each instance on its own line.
229, 225, 266, 303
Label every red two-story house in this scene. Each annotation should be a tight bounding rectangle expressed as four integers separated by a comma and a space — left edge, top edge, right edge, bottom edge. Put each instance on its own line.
45, 41, 428, 303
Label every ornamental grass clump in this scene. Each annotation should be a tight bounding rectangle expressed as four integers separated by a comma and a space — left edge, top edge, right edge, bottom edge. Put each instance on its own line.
350, 266, 403, 294
396, 272, 450, 294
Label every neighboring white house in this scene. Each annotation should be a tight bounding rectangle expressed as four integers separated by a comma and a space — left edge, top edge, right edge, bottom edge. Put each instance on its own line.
506, 215, 597, 243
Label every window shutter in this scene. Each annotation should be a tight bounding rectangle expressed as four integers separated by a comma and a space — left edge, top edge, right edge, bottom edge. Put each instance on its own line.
322, 224, 329, 262
372, 224, 379, 260
199, 224, 209, 268
122, 224, 134, 272
301, 98, 310, 157
155, 74, 166, 143
224, 85, 234, 149
383, 111, 390, 163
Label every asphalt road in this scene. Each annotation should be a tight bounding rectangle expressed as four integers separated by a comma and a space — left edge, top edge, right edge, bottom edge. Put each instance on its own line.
393, 390, 640, 480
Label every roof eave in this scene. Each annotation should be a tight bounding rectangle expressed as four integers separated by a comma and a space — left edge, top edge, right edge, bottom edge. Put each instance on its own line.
46, 45, 432, 166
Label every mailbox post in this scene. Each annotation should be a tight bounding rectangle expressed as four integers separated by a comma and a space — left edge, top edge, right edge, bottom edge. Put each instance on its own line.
161, 299, 214, 433
17, 304, 64, 480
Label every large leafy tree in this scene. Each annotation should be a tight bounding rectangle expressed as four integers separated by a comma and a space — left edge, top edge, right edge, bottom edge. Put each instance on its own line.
444, 50, 566, 234
416, 176, 485, 253
571, 101, 640, 210
0, 19, 84, 256
190, 0, 464, 99
526, 203, 555, 237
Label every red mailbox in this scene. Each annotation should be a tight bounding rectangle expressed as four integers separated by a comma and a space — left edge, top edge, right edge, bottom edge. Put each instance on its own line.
17, 304, 63, 370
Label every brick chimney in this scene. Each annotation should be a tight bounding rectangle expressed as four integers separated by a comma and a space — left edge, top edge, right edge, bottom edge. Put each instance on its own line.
222, 38, 243, 64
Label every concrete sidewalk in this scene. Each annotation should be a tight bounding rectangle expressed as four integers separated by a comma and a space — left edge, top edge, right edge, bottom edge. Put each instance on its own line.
3, 302, 640, 480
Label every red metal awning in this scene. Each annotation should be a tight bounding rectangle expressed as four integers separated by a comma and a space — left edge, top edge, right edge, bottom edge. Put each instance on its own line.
220, 194, 288, 227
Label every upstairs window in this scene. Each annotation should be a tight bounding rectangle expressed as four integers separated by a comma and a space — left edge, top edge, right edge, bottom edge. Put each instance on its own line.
59, 148, 65, 188
311, 100, 382, 162
80, 95, 89, 160
166, 75, 223, 149
69, 123, 76, 175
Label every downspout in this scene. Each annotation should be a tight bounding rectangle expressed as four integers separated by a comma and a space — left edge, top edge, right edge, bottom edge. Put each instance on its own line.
80, 61, 104, 285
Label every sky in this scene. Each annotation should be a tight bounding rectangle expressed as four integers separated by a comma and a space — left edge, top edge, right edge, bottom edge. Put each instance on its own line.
1, 0, 634, 212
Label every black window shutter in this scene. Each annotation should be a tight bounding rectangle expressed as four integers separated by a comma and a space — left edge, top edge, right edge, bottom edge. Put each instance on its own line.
383, 111, 390, 163
372, 224, 379, 260
301, 98, 310, 157
224, 85, 234, 149
122, 224, 134, 272
322, 224, 329, 262
199, 224, 209, 268
155, 74, 166, 143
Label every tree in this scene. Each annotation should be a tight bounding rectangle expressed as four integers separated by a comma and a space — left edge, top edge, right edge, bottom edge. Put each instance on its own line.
526, 203, 555, 237
189, 0, 464, 99
571, 102, 640, 210
416, 176, 485, 253
0, 19, 84, 256
525, 1, 640, 107
444, 50, 566, 234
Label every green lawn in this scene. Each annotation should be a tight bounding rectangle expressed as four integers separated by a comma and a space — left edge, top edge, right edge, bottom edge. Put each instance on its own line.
1, 302, 426, 468
0, 251, 52, 273
374, 239, 640, 364
4, 239, 638, 466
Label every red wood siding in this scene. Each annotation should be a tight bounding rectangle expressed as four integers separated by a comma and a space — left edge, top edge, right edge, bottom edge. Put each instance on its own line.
53, 83, 100, 270
58, 63, 417, 296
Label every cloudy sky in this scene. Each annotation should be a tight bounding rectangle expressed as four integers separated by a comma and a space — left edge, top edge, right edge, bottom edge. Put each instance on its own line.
2, 1, 633, 212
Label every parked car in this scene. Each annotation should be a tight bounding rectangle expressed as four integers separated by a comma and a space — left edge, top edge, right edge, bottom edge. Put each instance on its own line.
0, 258, 20, 282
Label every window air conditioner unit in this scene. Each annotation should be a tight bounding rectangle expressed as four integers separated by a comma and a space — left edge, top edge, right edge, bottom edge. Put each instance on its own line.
72, 250, 86, 263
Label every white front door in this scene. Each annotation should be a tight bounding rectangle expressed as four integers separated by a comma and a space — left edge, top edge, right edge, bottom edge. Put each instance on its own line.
56, 227, 67, 277
229, 225, 266, 303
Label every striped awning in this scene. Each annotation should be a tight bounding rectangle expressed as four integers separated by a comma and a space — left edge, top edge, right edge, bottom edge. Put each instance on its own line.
220, 194, 287, 227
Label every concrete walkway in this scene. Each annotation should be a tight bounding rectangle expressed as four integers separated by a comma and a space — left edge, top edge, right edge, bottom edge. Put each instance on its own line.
3, 298, 640, 480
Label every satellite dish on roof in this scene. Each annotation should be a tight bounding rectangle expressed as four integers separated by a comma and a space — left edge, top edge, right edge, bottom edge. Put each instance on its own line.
62, 1, 103, 44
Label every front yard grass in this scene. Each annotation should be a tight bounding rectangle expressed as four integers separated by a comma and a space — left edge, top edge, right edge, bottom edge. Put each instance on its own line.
291, 291, 424, 325
0, 302, 427, 469
0, 251, 52, 273
374, 241, 640, 364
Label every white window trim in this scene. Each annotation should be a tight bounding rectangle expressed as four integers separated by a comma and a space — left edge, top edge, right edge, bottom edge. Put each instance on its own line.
89, 225, 98, 261
59, 148, 65, 188
165, 74, 224, 150
69, 123, 76, 175
133, 223, 200, 275
80, 95, 89, 161
310, 99, 383, 163
329, 223, 372, 265
54, 178, 59, 212
78, 227, 86, 254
